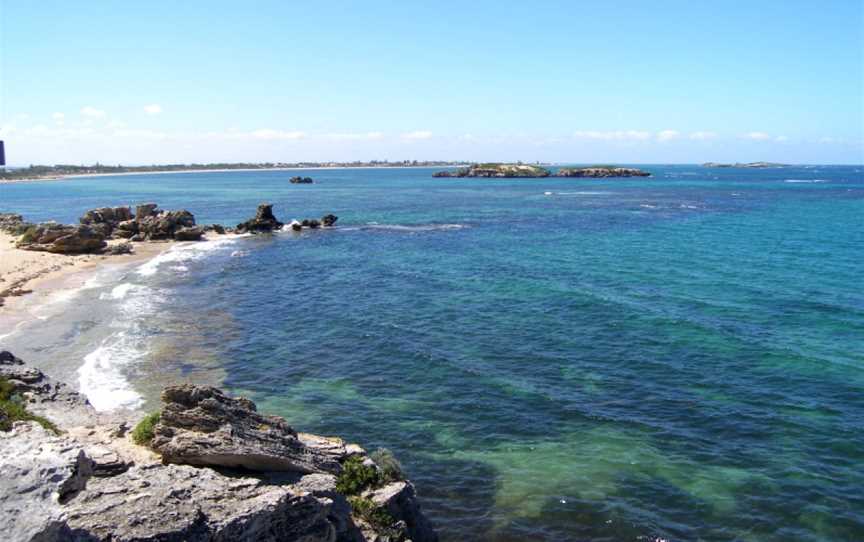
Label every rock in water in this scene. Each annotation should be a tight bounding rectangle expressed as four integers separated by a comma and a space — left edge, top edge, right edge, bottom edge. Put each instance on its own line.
321, 214, 338, 227
236, 203, 284, 233
151, 385, 345, 473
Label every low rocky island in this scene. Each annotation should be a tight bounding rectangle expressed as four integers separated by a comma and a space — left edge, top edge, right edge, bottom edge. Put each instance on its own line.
433, 163, 651, 178
701, 162, 789, 168
290, 176, 314, 184
0, 351, 438, 541
555, 166, 651, 178
433, 163, 551, 178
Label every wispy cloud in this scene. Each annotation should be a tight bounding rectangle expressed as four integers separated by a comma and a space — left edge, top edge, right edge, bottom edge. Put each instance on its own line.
80, 106, 106, 118
143, 104, 163, 115
774, 135, 789, 143
401, 130, 433, 140
249, 129, 306, 140
52, 112, 65, 126
689, 131, 716, 141
573, 130, 652, 141
742, 131, 771, 141
656, 129, 680, 142
326, 131, 384, 141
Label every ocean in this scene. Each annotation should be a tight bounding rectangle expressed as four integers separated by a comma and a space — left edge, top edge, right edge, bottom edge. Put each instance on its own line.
1, 165, 862, 541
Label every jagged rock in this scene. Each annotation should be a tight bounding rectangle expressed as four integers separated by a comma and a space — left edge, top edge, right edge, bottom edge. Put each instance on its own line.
204, 224, 226, 235
365, 481, 438, 542
236, 203, 284, 233
0, 213, 31, 235
289, 220, 303, 232
321, 214, 338, 227
151, 385, 345, 473
106, 242, 133, 255
135, 203, 158, 221
137, 209, 196, 241
0, 422, 95, 541
113, 219, 139, 239
174, 226, 204, 241
15, 223, 107, 254
79, 206, 133, 228
0, 354, 439, 542
0, 351, 97, 428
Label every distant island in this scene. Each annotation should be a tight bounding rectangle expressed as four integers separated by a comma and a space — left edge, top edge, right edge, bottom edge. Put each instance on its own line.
0, 160, 468, 182
701, 162, 790, 168
433, 163, 651, 178
289, 176, 314, 184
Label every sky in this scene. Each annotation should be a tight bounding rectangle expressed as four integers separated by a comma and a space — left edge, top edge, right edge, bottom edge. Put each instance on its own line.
0, 0, 862, 165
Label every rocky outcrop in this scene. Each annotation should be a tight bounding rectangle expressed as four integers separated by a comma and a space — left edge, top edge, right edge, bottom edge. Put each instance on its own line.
290, 176, 315, 184
434, 163, 551, 178
136, 207, 197, 241
555, 166, 651, 178
151, 385, 345, 474
78, 203, 202, 242
321, 214, 338, 227
236, 203, 284, 233
0, 354, 438, 542
0, 213, 31, 236
15, 223, 107, 254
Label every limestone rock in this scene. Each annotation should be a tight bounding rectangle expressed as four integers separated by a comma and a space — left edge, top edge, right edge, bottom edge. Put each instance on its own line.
236, 203, 284, 233
321, 214, 338, 227
16, 223, 107, 254
0, 422, 95, 541
151, 385, 345, 473
137, 209, 197, 241
365, 481, 438, 542
290, 176, 314, 184
555, 166, 650, 178
174, 226, 204, 241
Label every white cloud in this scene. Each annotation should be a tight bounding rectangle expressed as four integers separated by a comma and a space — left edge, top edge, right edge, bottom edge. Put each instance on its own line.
401, 130, 433, 140
656, 130, 680, 142
107, 119, 127, 129
80, 106, 106, 118
326, 131, 384, 141
742, 131, 771, 141
0, 123, 16, 137
689, 131, 716, 141
250, 129, 306, 140
144, 104, 163, 115
774, 135, 789, 143
112, 128, 168, 139
52, 112, 65, 126
573, 130, 652, 141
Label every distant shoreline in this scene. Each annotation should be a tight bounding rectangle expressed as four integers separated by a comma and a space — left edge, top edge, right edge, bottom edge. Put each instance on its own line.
0, 164, 471, 184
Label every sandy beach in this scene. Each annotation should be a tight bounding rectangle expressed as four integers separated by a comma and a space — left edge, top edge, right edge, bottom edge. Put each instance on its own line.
0, 231, 171, 316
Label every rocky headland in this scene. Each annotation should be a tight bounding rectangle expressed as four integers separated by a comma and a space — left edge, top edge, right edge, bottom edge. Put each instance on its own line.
0, 351, 437, 541
433, 163, 651, 178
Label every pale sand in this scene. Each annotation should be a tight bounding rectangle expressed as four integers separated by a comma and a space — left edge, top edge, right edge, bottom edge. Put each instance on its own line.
0, 231, 169, 312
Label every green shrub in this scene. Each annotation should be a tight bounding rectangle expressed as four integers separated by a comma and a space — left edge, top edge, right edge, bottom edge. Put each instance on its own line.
336, 455, 381, 495
370, 448, 403, 483
131, 411, 160, 446
0, 376, 59, 433
348, 496, 396, 529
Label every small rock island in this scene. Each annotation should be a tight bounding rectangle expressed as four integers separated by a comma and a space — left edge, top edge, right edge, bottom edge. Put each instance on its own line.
555, 166, 651, 178
290, 176, 314, 184
433, 163, 551, 178
433, 163, 651, 178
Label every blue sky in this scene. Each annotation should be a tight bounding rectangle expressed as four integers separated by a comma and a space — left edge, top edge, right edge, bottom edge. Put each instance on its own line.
1, 0, 862, 164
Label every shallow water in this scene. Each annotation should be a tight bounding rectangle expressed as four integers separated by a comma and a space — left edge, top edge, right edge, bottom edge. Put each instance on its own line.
2, 165, 863, 540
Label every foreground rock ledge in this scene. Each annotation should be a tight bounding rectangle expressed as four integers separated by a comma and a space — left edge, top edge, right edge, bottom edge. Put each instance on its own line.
0, 352, 437, 542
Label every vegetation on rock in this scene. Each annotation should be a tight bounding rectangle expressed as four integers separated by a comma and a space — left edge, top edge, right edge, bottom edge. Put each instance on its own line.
0, 376, 58, 433
348, 496, 397, 530
370, 447, 404, 483
336, 455, 381, 494
131, 411, 161, 446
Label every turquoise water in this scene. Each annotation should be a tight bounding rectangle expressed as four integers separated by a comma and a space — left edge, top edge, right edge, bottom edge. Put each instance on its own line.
2, 165, 863, 540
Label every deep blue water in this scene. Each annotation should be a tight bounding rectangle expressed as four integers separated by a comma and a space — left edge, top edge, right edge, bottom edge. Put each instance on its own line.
2, 165, 863, 541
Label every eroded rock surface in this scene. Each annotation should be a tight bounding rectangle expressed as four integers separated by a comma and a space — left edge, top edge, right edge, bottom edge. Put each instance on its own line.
0, 354, 438, 542
152, 385, 345, 474
236, 203, 284, 233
